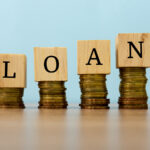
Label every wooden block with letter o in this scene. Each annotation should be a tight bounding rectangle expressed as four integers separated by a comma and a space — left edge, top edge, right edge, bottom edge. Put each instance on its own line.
77, 40, 110, 74
0, 54, 26, 88
116, 33, 150, 68
34, 47, 68, 81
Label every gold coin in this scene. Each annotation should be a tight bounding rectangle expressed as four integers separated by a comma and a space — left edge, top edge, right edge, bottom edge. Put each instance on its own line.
79, 74, 109, 109
119, 67, 147, 109
80, 104, 109, 109
0, 88, 24, 108
119, 104, 148, 109
38, 81, 67, 109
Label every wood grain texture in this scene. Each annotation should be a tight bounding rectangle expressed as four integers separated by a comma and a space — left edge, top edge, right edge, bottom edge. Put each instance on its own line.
34, 47, 68, 81
116, 33, 150, 68
0, 54, 26, 88
0, 104, 150, 150
77, 40, 110, 74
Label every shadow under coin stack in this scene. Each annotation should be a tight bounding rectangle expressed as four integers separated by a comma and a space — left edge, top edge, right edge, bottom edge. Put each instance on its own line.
119, 67, 147, 109
38, 81, 67, 109
79, 74, 109, 109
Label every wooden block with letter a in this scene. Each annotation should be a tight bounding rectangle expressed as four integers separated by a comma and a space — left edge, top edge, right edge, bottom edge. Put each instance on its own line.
0, 54, 26, 108
77, 40, 110, 74
34, 47, 68, 109
116, 33, 150, 109
77, 40, 110, 109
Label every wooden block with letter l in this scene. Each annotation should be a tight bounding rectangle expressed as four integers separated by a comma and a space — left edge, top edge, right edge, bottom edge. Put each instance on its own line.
34, 47, 68, 109
77, 40, 111, 109
0, 54, 26, 108
116, 33, 150, 109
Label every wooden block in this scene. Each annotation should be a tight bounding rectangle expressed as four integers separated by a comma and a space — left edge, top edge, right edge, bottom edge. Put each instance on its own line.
0, 54, 26, 88
116, 33, 150, 68
34, 47, 67, 81
77, 40, 110, 74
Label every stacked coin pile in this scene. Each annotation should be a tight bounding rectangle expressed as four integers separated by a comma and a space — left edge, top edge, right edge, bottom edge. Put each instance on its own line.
38, 81, 68, 109
119, 67, 148, 109
0, 88, 25, 108
79, 74, 109, 109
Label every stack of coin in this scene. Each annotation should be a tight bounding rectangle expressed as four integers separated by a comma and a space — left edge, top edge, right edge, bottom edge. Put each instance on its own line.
0, 88, 25, 108
79, 74, 109, 109
119, 67, 148, 109
38, 81, 68, 109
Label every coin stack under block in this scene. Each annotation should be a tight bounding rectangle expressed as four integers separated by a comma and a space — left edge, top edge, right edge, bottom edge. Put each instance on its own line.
38, 81, 67, 108
116, 33, 150, 109
79, 74, 109, 109
0, 54, 26, 108
34, 47, 68, 109
119, 67, 147, 109
77, 40, 111, 109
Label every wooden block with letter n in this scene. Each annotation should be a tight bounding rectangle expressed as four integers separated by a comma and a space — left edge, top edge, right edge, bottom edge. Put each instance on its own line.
34, 47, 68, 109
0, 54, 26, 108
116, 33, 150, 109
116, 33, 150, 68
77, 40, 111, 109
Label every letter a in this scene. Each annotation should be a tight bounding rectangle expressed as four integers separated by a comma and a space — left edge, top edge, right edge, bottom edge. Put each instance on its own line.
86, 48, 103, 65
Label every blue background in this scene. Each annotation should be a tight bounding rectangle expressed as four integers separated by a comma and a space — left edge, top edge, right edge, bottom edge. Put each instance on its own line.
0, 0, 150, 104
